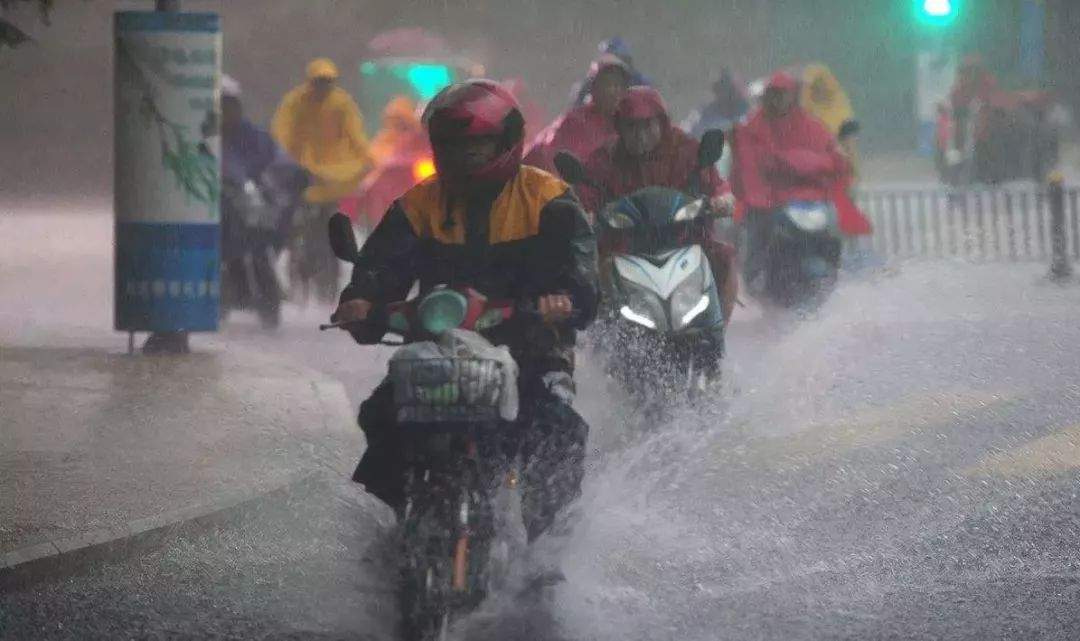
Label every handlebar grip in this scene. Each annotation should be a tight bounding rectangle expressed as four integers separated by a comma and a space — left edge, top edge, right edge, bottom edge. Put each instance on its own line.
321, 304, 388, 339
516, 299, 582, 325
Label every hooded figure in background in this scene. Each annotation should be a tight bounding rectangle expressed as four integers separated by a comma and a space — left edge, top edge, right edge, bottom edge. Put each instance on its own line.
580, 87, 729, 213
732, 71, 854, 211
272, 57, 374, 303
799, 64, 854, 139
272, 57, 373, 204
682, 67, 751, 138
731, 71, 870, 286
219, 76, 293, 327
569, 36, 652, 107
523, 54, 632, 172
221, 76, 279, 190
581, 86, 738, 325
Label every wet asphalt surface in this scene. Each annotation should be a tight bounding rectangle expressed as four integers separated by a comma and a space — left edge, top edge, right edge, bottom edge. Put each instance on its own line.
5, 259, 1080, 640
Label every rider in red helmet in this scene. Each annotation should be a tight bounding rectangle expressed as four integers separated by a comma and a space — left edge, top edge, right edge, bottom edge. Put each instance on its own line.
333, 79, 598, 542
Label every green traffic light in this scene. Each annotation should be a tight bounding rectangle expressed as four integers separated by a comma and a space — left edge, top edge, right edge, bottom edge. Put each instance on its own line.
915, 0, 959, 26
925, 0, 951, 17
404, 64, 453, 100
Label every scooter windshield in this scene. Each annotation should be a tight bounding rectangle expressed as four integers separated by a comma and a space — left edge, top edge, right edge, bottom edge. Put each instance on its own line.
602, 187, 706, 256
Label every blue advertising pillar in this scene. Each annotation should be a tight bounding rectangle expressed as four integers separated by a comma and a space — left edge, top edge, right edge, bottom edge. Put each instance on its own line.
113, 9, 221, 349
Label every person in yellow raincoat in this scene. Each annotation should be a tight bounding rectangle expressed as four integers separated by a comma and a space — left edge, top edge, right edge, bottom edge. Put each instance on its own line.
799, 63, 859, 180
272, 58, 373, 303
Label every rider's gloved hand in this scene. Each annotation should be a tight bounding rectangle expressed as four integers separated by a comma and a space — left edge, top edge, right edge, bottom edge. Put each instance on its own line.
709, 193, 736, 217
538, 294, 573, 324
332, 298, 372, 324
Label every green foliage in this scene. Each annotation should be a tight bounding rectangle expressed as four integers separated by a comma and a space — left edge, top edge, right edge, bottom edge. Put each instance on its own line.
119, 39, 220, 215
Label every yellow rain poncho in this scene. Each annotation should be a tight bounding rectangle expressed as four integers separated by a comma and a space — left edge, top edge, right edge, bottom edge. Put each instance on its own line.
799, 63, 853, 138
272, 63, 372, 204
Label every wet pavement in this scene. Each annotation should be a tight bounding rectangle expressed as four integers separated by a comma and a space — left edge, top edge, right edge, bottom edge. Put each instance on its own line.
0, 345, 358, 566
4, 210, 1080, 639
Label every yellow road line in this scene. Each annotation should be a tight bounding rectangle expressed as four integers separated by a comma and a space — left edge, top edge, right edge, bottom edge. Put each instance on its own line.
965, 424, 1080, 478
723, 388, 1012, 465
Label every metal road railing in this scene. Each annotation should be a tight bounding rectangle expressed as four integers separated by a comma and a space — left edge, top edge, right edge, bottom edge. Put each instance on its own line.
849, 178, 1076, 276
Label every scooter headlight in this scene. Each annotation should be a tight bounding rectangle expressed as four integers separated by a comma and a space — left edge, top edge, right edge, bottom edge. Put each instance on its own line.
417, 289, 468, 335
619, 304, 657, 329
784, 202, 833, 232
672, 198, 705, 222
670, 268, 710, 330
616, 283, 666, 331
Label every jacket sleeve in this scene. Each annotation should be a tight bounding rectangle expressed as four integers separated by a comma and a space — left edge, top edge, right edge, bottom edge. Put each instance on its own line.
338, 202, 421, 343
253, 129, 280, 180
536, 190, 600, 329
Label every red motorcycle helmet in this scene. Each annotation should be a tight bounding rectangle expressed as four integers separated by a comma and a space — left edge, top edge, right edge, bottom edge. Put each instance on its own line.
423, 79, 526, 186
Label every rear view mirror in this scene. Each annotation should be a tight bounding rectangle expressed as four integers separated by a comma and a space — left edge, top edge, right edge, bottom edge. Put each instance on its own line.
554, 151, 591, 186
328, 212, 360, 262
698, 129, 725, 168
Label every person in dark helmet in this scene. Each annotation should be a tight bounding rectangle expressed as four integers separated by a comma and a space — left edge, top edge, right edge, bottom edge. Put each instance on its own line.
332, 79, 599, 543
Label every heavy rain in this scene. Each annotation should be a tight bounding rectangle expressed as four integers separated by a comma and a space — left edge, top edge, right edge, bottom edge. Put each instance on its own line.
4, 1, 1080, 640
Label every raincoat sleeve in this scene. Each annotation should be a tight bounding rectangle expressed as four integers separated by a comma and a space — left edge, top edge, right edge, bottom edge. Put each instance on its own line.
338, 202, 421, 344
270, 88, 302, 161
729, 122, 771, 210
575, 146, 611, 215
536, 190, 599, 329
773, 145, 848, 183
699, 160, 729, 199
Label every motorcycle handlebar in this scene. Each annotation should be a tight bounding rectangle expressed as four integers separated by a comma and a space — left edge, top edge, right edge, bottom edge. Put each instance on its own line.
319, 297, 580, 335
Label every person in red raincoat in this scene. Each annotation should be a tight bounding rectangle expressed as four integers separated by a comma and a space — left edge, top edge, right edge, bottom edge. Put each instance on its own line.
523, 54, 632, 172
580, 86, 739, 325
730, 71, 870, 288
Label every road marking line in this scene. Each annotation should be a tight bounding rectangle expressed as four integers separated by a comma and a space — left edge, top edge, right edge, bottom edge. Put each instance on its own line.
728, 388, 1011, 464
965, 424, 1080, 478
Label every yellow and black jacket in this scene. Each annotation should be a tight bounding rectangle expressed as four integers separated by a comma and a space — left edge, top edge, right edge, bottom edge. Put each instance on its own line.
341, 166, 599, 371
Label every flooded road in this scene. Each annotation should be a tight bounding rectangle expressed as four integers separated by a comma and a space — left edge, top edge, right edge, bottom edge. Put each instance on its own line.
4, 210, 1080, 640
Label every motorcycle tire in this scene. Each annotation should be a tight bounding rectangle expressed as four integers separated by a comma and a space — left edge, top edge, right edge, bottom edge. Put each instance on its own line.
397, 459, 495, 641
